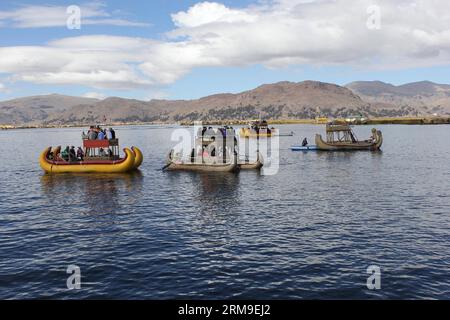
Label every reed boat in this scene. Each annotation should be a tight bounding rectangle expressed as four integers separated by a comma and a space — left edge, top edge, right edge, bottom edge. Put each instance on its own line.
239, 120, 278, 138
276, 131, 295, 137
40, 147, 138, 173
239, 152, 264, 170
39, 130, 143, 173
165, 150, 239, 172
315, 124, 383, 151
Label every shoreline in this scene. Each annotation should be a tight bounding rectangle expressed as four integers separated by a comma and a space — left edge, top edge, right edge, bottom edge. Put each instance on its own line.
1, 116, 450, 130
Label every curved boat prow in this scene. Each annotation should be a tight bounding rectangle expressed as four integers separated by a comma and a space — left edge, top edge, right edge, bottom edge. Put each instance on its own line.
39, 147, 54, 173
131, 146, 143, 169
374, 130, 383, 150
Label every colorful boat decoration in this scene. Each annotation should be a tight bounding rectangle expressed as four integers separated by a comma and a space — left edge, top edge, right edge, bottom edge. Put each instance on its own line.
39, 131, 143, 173
315, 123, 383, 151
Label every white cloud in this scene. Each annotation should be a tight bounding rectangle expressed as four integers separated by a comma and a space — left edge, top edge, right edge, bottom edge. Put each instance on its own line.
0, 0, 450, 90
0, 2, 149, 28
82, 92, 108, 100
171, 2, 257, 28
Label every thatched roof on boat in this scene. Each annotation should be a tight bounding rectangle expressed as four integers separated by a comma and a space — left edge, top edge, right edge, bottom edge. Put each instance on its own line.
326, 123, 352, 132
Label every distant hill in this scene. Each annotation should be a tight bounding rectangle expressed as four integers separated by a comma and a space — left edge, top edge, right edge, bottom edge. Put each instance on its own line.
1, 80, 450, 126
0, 94, 99, 124
346, 81, 450, 115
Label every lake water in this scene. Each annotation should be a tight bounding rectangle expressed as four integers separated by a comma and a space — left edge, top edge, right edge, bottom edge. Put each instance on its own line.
0, 124, 449, 299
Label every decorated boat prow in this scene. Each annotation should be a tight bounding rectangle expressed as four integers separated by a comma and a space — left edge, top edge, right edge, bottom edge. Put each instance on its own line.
131, 146, 144, 169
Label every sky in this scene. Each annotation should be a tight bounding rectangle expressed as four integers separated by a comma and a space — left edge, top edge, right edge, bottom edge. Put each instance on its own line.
0, 0, 449, 101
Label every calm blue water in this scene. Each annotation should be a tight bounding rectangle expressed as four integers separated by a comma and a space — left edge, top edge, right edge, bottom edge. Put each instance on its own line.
0, 124, 449, 299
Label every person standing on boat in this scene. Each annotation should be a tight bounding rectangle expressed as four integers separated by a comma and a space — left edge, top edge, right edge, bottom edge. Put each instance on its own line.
88, 127, 97, 140
302, 138, 308, 147
97, 130, 105, 140
106, 128, 113, 140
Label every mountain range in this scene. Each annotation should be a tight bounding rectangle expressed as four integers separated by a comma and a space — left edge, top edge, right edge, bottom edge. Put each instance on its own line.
1, 80, 450, 126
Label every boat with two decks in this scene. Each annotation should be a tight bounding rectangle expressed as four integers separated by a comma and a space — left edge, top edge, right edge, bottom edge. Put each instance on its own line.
40, 129, 143, 174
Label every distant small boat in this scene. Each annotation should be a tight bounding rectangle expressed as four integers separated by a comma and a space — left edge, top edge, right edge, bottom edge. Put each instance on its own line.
239, 152, 264, 170
277, 131, 295, 137
290, 145, 319, 151
239, 120, 278, 138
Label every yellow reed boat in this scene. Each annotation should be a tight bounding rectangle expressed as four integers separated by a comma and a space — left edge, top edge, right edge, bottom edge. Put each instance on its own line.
239, 120, 277, 138
39, 134, 143, 174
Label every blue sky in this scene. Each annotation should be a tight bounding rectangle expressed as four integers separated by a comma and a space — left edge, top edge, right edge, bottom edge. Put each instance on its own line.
0, 0, 449, 101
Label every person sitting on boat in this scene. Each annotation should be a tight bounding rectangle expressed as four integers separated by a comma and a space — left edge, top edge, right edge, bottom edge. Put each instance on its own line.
99, 148, 107, 157
69, 146, 76, 162
61, 146, 70, 161
302, 138, 308, 147
76, 147, 84, 161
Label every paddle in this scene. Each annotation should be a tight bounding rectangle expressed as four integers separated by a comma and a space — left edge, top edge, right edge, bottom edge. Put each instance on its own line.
160, 163, 171, 171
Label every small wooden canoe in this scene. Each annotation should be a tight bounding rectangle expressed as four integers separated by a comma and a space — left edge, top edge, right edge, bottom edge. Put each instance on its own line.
290, 145, 319, 151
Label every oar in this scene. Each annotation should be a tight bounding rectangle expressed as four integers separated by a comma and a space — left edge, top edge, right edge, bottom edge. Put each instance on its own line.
160, 163, 171, 171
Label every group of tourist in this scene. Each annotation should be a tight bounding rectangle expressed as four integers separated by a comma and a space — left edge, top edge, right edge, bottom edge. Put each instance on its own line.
82, 126, 116, 141
198, 126, 235, 139
47, 146, 84, 162
47, 125, 118, 162
60, 146, 84, 162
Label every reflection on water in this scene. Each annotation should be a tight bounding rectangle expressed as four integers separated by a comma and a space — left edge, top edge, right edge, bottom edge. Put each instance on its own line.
40, 171, 144, 216
0, 124, 449, 299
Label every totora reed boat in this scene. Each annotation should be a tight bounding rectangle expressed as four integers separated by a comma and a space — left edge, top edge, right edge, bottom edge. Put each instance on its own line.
239, 120, 278, 138
165, 150, 239, 172
164, 126, 240, 172
315, 123, 383, 151
40, 130, 143, 173
238, 151, 264, 170
40, 146, 143, 173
